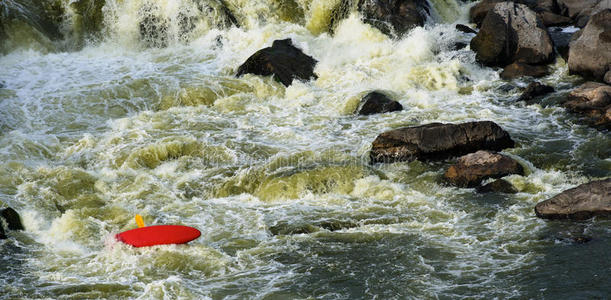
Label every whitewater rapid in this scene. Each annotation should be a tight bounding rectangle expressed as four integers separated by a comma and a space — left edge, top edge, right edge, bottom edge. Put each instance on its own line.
1, 0, 610, 299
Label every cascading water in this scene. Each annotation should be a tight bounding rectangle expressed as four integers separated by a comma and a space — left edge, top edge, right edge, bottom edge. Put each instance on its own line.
1, 0, 609, 299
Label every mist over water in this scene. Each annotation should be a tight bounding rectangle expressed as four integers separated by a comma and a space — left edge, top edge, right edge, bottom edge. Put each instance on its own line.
1, 0, 610, 299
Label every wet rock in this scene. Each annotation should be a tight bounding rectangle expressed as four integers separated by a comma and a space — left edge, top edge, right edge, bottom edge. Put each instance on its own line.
568, 9, 611, 82
518, 82, 555, 103
370, 121, 515, 163
357, 91, 403, 115
540, 10, 574, 26
1, 207, 24, 230
236, 39, 318, 87
500, 62, 550, 79
471, 2, 555, 67
563, 81, 611, 129
0, 222, 5, 239
605, 70, 611, 84
557, 0, 599, 20
476, 179, 519, 193
456, 24, 477, 34
358, 0, 430, 37
549, 29, 574, 61
444, 151, 524, 187
535, 178, 611, 220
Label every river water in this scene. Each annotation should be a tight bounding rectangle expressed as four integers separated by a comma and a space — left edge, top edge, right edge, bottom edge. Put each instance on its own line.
1, 0, 610, 299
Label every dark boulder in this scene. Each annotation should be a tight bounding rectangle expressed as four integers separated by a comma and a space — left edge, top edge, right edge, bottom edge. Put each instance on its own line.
370, 121, 515, 163
456, 24, 477, 34
358, 0, 430, 37
518, 81, 555, 103
1, 207, 24, 230
444, 151, 524, 187
0, 222, 5, 239
500, 62, 550, 79
236, 39, 318, 87
357, 91, 403, 115
535, 178, 611, 220
471, 2, 555, 67
568, 9, 611, 82
549, 28, 574, 61
476, 179, 519, 193
563, 81, 611, 129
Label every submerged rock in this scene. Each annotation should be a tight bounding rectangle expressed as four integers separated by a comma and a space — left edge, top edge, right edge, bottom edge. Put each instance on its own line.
563, 81, 611, 129
357, 91, 403, 115
568, 9, 611, 82
444, 151, 524, 187
0, 222, 4, 239
518, 82, 555, 103
535, 178, 611, 220
236, 39, 318, 87
476, 179, 518, 193
269, 220, 358, 235
370, 121, 515, 163
1, 207, 24, 231
471, 2, 555, 67
500, 62, 550, 79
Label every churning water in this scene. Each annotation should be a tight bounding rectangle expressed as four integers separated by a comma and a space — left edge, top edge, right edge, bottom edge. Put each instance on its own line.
1, 0, 610, 299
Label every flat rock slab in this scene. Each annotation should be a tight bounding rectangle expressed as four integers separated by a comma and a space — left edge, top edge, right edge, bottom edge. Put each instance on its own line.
444, 151, 524, 187
370, 121, 515, 163
535, 178, 611, 220
236, 39, 317, 87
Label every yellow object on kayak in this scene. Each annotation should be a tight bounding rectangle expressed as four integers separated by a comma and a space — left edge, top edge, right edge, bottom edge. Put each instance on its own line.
135, 215, 145, 228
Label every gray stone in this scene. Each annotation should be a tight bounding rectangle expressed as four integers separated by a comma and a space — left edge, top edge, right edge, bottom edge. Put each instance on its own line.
471, 2, 555, 67
535, 178, 611, 220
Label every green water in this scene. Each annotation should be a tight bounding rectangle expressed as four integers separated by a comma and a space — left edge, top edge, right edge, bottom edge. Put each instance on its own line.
1, 0, 610, 299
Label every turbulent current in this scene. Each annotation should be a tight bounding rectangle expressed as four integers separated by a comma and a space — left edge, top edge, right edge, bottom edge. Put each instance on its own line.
1, 0, 610, 299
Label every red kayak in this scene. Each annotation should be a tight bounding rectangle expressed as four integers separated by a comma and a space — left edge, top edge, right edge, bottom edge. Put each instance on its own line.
116, 225, 201, 247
